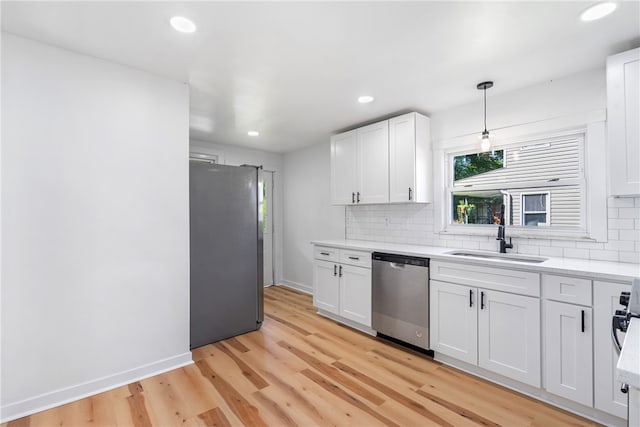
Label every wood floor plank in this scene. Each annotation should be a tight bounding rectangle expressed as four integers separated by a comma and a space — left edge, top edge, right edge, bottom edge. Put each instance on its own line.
195, 359, 268, 427
196, 407, 232, 427
300, 368, 401, 427
213, 341, 269, 390
5, 285, 600, 427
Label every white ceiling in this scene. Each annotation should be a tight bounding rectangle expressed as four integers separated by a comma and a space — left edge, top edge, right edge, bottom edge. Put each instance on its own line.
2, 1, 639, 153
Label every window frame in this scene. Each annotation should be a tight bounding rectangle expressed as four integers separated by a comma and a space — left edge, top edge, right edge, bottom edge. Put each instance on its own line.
433, 115, 608, 242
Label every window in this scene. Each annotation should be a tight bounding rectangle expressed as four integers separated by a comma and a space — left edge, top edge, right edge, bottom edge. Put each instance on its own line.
521, 192, 550, 226
446, 133, 585, 233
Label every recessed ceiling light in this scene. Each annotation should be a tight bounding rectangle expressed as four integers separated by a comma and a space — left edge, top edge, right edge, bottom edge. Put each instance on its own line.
248, 131, 260, 137
170, 16, 197, 33
580, 2, 617, 21
358, 95, 374, 104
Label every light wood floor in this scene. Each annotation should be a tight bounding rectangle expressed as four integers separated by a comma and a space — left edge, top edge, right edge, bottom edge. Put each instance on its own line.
5, 286, 599, 427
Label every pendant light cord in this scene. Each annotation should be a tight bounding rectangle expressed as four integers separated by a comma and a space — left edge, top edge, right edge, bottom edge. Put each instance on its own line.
484, 87, 487, 132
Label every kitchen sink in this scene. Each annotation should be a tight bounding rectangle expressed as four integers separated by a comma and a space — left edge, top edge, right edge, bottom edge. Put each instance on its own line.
445, 250, 548, 264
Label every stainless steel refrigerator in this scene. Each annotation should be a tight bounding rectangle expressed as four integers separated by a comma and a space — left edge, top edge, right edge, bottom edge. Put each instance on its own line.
189, 162, 263, 349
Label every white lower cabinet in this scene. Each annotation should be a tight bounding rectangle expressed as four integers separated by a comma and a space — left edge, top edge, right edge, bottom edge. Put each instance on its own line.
594, 281, 631, 419
313, 246, 372, 328
339, 265, 371, 326
430, 279, 540, 387
544, 300, 593, 406
478, 290, 541, 387
313, 260, 340, 315
430, 280, 477, 364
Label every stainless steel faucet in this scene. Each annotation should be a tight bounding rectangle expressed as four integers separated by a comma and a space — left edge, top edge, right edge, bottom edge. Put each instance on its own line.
496, 205, 513, 253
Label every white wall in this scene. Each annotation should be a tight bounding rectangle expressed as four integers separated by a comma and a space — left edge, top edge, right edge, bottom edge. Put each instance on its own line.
189, 139, 284, 284
1, 34, 191, 420
282, 142, 345, 292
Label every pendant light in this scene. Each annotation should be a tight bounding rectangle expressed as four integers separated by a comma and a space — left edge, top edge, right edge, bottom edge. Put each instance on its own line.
477, 81, 494, 152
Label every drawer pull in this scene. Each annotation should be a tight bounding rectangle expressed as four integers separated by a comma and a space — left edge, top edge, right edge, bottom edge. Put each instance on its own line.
320, 252, 331, 256
352, 192, 355, 204
581, 310, 585, 333
348, 256, 360, 260
469, 289, 473, 307
357, 192, 360, 203
339, 265, 343, 277
480, 291, 485, 310
333, 264, 337, 276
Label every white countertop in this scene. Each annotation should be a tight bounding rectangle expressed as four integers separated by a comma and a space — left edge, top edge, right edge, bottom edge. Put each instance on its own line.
311, 239, 640, 282
618, 317, 640, 389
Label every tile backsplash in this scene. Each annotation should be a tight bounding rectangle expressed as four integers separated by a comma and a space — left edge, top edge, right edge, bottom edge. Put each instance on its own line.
345, 197, 640, 264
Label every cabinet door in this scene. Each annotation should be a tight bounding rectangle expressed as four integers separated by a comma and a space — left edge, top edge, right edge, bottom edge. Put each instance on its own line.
339, 264, 372, 327
544, 301, 593, 406
389, 113, 416, 203
356, 121, 389, 204
430, 280, 478, 364
330, 130, 357, 205
594, 281, 631, 418
313, 260, 340, 315
478, 290, 541, 387
607, 48, 640, 196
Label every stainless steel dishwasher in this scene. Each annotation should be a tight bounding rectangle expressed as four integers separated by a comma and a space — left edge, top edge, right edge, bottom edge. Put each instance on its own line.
372, 252, 430, 351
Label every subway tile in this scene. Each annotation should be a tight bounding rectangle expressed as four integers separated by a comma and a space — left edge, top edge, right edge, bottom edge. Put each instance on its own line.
528, 239, 551, 247
608, 230, 619, 241
619, 230, 640, 241
539, 246, 564, 257
563, 248, 590, 259
619, 252, 640, 264
605, 240, 636, 252
576, 241, 605, 250
609, 219, 635, 230
618, 207, 640, 219
609, 197, 636, 208
589, 250, 619, 262
608, 208, 619, 219
552, 240, 577, 248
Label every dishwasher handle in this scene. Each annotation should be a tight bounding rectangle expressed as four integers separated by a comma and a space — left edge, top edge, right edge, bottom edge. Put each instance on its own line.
389, 262, 406, 269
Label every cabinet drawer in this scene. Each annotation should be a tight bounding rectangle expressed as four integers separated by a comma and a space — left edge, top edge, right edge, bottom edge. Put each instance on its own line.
431, 260, 540, 297
340, 249, 371, 268
314, 246, 339, 262
543, 275, 592, 306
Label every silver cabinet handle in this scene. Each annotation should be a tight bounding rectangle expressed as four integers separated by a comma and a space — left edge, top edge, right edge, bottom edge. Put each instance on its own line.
348, 256, 359, 260
320, 252, 330, 256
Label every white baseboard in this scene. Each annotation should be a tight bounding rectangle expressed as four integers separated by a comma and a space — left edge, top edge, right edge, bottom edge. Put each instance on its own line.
1, 352, 193, 423
278, 280, 312, 294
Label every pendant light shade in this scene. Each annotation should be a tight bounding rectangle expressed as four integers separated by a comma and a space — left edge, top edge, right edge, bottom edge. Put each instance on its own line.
477, 81, 494, 152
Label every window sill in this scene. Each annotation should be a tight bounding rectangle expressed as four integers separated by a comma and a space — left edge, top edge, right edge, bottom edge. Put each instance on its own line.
441, 225, 597, 242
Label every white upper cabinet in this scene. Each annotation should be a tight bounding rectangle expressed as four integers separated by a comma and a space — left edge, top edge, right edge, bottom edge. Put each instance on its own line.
357, 121, 389, 204
330, 112, 431, 205
389, 112, 432, 203
607, 48, 640, 196
330, 130, 358, 205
